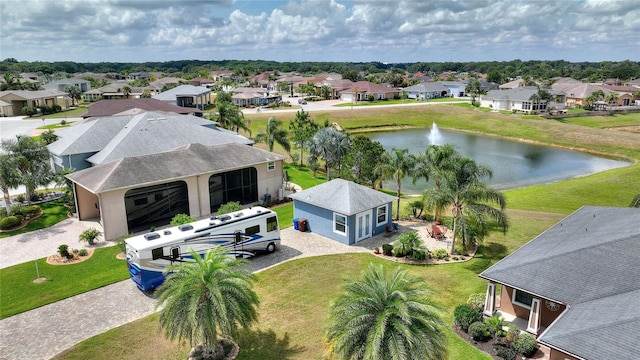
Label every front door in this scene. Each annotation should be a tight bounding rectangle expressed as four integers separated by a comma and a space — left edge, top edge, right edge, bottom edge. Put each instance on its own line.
355, 210, 372, 242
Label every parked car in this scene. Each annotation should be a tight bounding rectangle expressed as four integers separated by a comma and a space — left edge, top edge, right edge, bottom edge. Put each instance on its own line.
298, 99, 307, 105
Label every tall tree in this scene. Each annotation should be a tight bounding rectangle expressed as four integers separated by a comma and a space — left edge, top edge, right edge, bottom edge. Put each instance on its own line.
605, 91, 619, 106
374, 148, 416, 220
64, 84, 82, 106
464, 77, 483, 103
342, 136, 385, 188
155, 247, 259, 359
254, 117, 290, 152
1, 136, 52, 205
413, 144, 461, 221
306, 127, 351, 180
324, 264, 448, 360
424, 157, 508, 253
289, 109, 318, 166
0, 154, 21, 215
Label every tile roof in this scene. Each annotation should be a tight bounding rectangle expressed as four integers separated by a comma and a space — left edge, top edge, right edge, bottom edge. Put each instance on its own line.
67, 143, 285, 193
289, 179, 397, 216
480, 206, 640, 359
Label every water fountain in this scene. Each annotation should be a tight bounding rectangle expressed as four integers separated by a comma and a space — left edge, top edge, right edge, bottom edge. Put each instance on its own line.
427, 122, 443, 145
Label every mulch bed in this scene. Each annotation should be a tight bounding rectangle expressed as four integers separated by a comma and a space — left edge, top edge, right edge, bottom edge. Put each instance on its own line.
0, 210, 43, 232
452, 323, 547, 360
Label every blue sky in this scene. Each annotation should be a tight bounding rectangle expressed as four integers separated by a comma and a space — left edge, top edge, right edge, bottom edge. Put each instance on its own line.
1, 0, 638, 63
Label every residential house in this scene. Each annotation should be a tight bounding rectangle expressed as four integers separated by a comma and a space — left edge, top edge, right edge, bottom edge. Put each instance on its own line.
440, 81, 469, 98
0, 100, 11, 117
47, 111, 250, 172
126, 72, 152, 81
66, 142, 286, 240
402, 82, 450, 99
83, 81, 144, 101
550, 82, 609, 108
601, 85, 637, 106
316, 79, 353, 99
289, 179, 397, 245
480, 86, 549, 113
499, 78, 525, 89
230, 87, 281, 107
152, 84, 211, 110
190, 77, 215, 88
211, 70, 234, 82
480, 206, 640, 360
83, 98, 203, 118
0, 89, 70, 116
44, 78, 91, 93
340, 81, 400, 102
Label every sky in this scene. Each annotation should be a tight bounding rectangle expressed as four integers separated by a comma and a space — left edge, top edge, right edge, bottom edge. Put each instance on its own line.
1, 0, 639, 64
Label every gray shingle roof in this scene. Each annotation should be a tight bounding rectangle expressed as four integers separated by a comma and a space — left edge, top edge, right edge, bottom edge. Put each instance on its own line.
289, 179, 397, 216
480, 206, 640, 359
47, 116, 133, 156
67, 143, 285, 193
152, 85, 210, 101
482, 86, 541, 102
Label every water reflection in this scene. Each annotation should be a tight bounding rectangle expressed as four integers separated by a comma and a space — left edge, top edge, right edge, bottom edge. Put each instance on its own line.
366, 127, 628, 193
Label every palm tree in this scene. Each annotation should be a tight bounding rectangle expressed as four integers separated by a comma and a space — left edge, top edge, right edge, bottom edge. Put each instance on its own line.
122, 86, 131, 99
605, 91, 619, 107
0, 154, 21, 215
324, 264, 448, 360
155, 247, 259, 359
414, 145, 461, 221
254, 117, 290, 152
1, 136, 52, 205
424, 157, 508, 253
307, 127, 351, 180
374, 148, 416, 220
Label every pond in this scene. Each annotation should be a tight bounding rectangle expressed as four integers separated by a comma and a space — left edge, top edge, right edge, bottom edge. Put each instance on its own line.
365, 124, 629, 194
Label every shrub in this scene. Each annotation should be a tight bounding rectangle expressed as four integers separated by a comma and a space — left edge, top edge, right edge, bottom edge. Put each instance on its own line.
513, 333, 538, 357
23, 205, 40, 215
485, 315, 505, 338
115, 234, 130, 253
52, 104, 62, 112
0, 216, 21, 230
79, 227, 102, 245
170, 213, 196, 226
468, 321, 490, 341
412, 249, 427, 261
382, 243, 393, 256
78, 249, 88, 256
0, 208, 6, 218
467, 293, 486, 312
58, 244, 70, 258
14, 214, 23, 224
454, 243, 469, 256
21, 106, 37, 117
503, 324, 520, 346
11, 203, 24, 215
496, 346, 516, 360
59, 119, 67, 125
367, 94, 375, 102
15, 195, 25, 203
453, 303, 483, 332
217, 201, 243, 215
433, 248, 449, 260
393, 231, 422, 257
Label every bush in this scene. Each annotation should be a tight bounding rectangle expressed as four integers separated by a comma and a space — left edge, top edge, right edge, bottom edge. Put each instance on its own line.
467, 293, 485, 312
52, 104, 62, 112
453, 303, 483, 332
0, 208, 6, 218
382, 243, 393, 256
58, 244, 70, 258
79, 227, 102, 245
433, 248, 449, 260
217, 201, 243, 215
23, 205, 40, 215
11, 203, 24, 215
454, 243, 469, 256
485, 315, 505, 338
468, 321, 490, 341
412, 249, 427, 261
170, 213, 196, 226
0, 216, 21, 230
115, 235, 130, 253
78, 249, 88, 256
503, 324, 520, 346
393, 231, 422, 257
513, 333, 537, 357
496, 346, 516, 360
60, 119, 67, 126
21, 106, 37, 117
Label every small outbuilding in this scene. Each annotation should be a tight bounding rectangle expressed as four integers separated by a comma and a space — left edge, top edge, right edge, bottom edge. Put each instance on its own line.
289, 179, 397, 245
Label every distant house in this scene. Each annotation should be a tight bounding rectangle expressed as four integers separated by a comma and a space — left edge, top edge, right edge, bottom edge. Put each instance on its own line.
340, 81, 400, 102
126, 72, 152, 81
47, 111, 252, 172
480, 206, 640, 360
289, 179, 397, 245
0, 89, 71, 116
44, 78, 91, 93
83, 98, 203, 118
550, 82, 610, 108
66, 142, 286, 240
402, 82, 450, 99
152, 84, 212, 110
480, 86, 549, 113
83, 81, 144, 101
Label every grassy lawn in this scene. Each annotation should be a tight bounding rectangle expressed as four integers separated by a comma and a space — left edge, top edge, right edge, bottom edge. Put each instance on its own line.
0, 199, 70, 239
37, 106, 88, 119
10, 106, 640, 359
0, 246, 128, 319
333, 98, 468, 107
37, 122, 75, 129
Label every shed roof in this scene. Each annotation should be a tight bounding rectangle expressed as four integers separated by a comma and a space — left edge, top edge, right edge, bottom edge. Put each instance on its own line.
289, 179, 397, 216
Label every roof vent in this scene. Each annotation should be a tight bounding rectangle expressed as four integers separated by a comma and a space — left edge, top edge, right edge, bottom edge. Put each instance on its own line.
178, 224, 193, 231
219, 215, 231, 221
144, 233, 161, 241
234, 212, 243, 218
164, 230, 171, 235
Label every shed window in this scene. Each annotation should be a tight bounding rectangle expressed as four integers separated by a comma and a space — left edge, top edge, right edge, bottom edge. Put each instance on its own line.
267, 161, 275, 171
334, 213, 347, 235
376, 205, 387, 226
512, 289, 534, 309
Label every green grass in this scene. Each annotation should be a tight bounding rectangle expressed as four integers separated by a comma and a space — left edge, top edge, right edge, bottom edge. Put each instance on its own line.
0, 199, 70, 239
0, 246, 128, 319
283, 163, 327, 189
37, 107, 88, 119
272, 203, 293, 229
37, 122, 75, 129
334, 98, 468, 107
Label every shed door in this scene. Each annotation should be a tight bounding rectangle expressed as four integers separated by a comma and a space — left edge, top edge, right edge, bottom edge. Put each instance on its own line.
355, 210, 372, 242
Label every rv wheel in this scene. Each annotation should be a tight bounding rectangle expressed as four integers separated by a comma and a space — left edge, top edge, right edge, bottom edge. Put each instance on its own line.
266, 242, 276, 253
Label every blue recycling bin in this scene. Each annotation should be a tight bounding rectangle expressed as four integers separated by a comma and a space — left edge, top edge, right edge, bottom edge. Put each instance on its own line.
293, 217, 299, 230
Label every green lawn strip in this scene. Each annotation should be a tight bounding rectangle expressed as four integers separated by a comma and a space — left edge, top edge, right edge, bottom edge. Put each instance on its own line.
0, 199, 69, 239
283, 163, 327, 189
559, 113, 640, 129
0, 246, 128, 319
272, 203, 293, 229
37, 107, 88, 119
36, 122, 74, 129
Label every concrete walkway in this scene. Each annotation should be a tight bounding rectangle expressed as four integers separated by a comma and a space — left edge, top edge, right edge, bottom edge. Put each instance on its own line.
0, 219, 434, 360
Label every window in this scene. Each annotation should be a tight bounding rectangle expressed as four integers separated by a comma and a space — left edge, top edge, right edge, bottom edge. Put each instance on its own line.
334, 213, 347, 235
376, 205, 387, 226
267, 161, 275, 171
266, 216, 278, 232
134, 197, 147, 206
152, 248, 164, 260
512, 289, 534, 309
245, 225, 260, 236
